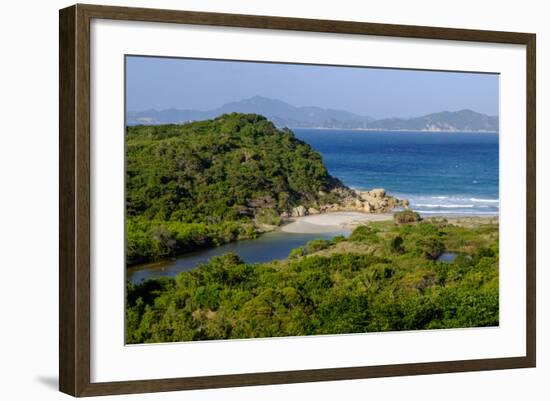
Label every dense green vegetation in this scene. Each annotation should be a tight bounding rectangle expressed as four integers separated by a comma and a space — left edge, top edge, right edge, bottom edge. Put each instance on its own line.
126, 218, 499, 343
126, 113, 345, 265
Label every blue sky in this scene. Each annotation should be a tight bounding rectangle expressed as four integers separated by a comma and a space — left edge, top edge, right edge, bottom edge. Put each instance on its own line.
126, 56, 499, 119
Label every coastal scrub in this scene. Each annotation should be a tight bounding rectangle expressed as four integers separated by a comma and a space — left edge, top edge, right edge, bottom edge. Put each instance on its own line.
126, 218, 499, 343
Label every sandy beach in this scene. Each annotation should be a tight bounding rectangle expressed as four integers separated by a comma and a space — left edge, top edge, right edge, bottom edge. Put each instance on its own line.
280, 212, 499, 234
280, 212, 393, 234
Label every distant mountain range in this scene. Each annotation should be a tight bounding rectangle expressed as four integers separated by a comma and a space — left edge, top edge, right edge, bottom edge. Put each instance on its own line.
366, 110, 499, 132
127, 96, 498, 132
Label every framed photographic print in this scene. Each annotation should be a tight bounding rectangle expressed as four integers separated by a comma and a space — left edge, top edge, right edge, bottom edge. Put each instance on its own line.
59, 4, 536, 397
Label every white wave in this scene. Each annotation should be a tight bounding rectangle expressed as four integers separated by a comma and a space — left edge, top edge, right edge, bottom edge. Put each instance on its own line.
417, 210, 499, 215
469, 198, 499, 203
414, 204, 475, 208
431, 196, 449, 199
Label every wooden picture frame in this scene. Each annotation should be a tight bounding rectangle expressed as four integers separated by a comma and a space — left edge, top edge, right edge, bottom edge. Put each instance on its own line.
59, 3, 536, 397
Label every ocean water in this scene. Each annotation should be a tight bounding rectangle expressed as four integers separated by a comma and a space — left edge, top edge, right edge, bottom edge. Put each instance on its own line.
293, 129, 499, 216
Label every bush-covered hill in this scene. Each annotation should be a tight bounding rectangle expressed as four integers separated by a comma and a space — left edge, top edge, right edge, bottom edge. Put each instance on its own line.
126, 113, 347, 265
126, 218, 499, 343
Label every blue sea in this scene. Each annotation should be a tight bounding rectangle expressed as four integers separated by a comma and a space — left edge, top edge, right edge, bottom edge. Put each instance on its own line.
293, 129, 499, 216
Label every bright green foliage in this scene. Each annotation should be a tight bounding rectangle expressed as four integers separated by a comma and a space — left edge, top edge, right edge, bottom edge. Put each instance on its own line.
126, 113, 343, 264
349, 225, 379, 243
254, 208, 282, 226
306, 239, 331, 254
288, 247, 305, 259
331, 235, 347, 244
126, 219, 499, 343
286, 239, 331, 260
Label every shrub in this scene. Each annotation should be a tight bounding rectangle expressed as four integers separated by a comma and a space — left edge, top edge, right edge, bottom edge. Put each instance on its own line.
331, 235, 347, 245
306, 239, 331, 254
393, 210, 421, 225
415, 236, 445, 260
390, 235, 405, 254
288, 246, 306, 259
349, 225, 379, 242
477, 247, 495, 258
409, 222, 441, 236
255, 208, 282, 226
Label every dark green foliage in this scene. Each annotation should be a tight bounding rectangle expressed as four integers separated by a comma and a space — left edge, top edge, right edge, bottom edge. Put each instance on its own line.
126, 217, 257, 264
415, 236, 445, 260
390, 235, 405, 254
393, 209, 422, 224
126, 113, 343, 265
126, 221, 499, 343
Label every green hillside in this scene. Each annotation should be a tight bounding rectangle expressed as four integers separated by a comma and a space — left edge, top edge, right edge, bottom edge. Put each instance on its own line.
126, 113, 346, 265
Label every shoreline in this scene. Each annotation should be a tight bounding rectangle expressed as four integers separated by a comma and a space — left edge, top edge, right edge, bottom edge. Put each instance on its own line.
280, 212, 393, 234
280, 211, 498, 234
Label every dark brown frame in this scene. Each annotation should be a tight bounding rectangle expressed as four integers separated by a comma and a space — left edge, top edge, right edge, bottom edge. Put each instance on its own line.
59, 3, 536, 397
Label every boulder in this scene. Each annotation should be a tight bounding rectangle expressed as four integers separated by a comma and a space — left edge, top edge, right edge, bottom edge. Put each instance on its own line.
370, 202, 382, 211
387, 197, 397, 206
308, 207, 320, 215
369, 188, 386, 198
358, 191, 370, 201
291, 205, 307, 217
318, 188, 409, 215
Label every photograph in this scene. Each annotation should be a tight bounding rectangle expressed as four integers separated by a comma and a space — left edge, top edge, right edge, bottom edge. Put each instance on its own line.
124, 56, 500, 344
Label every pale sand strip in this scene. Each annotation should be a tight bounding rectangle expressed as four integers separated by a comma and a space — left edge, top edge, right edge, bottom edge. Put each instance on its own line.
280, 212, 393, 234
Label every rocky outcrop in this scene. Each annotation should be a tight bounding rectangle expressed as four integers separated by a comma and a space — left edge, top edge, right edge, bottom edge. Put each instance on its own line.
287, 188, 408, 219
353, 189, 405, 212
291, 205, 307, 217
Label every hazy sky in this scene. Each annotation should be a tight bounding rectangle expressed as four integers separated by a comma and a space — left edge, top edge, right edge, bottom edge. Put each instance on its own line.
126, 56, 499, 119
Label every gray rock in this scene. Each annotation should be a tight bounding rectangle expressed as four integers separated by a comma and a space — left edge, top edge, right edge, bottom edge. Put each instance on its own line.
369, 188, 386, 198
291, 205, 307, 217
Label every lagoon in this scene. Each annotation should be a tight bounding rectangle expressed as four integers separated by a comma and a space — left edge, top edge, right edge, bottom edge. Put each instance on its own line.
127, 229, 348, 284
